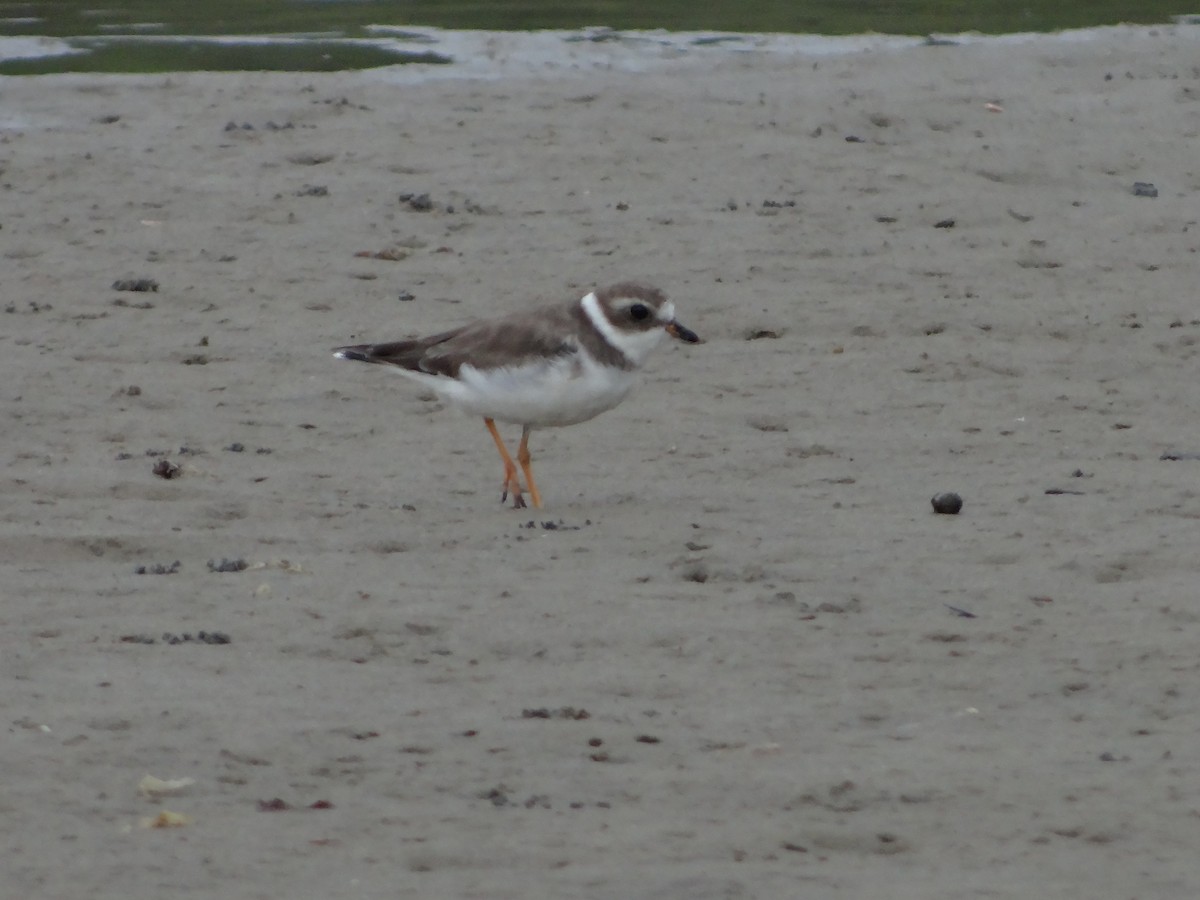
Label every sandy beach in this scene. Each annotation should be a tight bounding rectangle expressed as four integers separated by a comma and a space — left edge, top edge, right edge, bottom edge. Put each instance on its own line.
3, 24, 1200, 898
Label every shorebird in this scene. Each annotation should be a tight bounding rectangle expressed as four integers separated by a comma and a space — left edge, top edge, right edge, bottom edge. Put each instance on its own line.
333, 281, 699, 508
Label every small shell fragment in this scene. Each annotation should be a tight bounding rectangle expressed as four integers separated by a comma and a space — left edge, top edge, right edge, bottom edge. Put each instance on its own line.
138, 775, 195, 798
140, 810, 191, 828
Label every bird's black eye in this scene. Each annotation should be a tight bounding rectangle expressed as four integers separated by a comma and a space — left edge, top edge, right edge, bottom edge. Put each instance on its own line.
629, 303, 650, 321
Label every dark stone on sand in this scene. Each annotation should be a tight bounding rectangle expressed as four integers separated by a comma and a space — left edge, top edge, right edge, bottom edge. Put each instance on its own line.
112, 278, 159, 292
400, 192, 434, 211
931, 492, 963, 514
152, 459, 181, 479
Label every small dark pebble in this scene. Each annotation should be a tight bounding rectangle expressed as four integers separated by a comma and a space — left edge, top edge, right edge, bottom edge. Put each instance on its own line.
119, 634, 157, 644
135, 560, 181, 575
255, 447, 274, 455
762, 199, 795, 208
397, 291, 415, 302
113, 278, 159, 292
399, 192, 434, 211
207, 557, 248, 573
518, 519, 583, 531
112, 297, 154, 309
522, 706, 590, 720
225, 443, 245, 452
1045, 488, 1085, 496
485, 788, 509, 807
159, 630, 232, 645
635, 735, 662, 744
258, 798, 291, 812
1161, 451, 1200, 461
844, 135, 865, 143
1131, 182, 1158, 198
288, 152, 333, 166
152, 459, 181, 480
931, 492, 963, 514
934, 218, 956, 229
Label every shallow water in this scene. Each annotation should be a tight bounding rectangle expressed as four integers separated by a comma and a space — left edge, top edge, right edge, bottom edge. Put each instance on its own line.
0, 0, 1187, 73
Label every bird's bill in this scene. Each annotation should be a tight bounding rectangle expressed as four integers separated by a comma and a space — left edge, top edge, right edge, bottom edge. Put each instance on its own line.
665, 320, 702, 344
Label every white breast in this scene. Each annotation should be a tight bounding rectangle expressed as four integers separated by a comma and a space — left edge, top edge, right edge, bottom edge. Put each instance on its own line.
437, 353, 638, 427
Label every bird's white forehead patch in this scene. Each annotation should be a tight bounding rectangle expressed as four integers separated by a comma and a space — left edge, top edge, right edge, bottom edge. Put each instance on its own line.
658, 300, 676, 323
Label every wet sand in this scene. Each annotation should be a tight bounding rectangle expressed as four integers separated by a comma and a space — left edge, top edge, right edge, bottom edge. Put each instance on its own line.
3, 24, 1200, 899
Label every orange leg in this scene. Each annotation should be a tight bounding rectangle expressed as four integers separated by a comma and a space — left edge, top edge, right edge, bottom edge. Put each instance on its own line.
517, 425, 543, 510
484, 418, 526, 508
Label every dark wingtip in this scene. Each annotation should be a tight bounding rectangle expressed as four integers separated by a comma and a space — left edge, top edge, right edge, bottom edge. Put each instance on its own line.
333, 346, 373, 363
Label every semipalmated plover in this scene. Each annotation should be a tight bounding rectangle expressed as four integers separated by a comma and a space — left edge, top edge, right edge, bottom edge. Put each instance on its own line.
333, 281, 699, 509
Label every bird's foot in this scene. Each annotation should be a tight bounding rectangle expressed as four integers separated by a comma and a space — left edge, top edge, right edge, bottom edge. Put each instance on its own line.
501, 473, 527, 509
